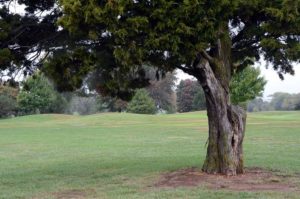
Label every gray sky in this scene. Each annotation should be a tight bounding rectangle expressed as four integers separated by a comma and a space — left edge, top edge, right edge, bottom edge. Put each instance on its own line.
176, 63, 300, 100
259, 63, 300, 99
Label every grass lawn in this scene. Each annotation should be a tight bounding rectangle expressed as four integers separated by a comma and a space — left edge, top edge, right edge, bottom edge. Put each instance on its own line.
0, 111, 300, 198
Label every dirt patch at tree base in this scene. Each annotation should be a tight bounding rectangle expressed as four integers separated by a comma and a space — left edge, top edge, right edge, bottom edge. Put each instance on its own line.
154, 167, 300, 192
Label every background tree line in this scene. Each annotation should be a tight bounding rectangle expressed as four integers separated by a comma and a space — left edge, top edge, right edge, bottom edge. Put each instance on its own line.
0, 65, 271, 118
248, 93, 300, 112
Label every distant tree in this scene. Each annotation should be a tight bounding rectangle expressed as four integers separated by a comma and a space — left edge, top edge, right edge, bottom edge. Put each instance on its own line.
295, 103, 300, 110
294, 94, 300, 111
247, 98, 271, 112
177, 79, 194, 113
147, 71, 177, 113
0, 85, 18, 118
17, 73, 66, 114
192, 90, 206, 111
248, 93, 300, 112
230, 66, 267, 106
176, 79, 205, 112
270, 92, 289, 110
127, 89, 156, 114
269, 92, 300, 111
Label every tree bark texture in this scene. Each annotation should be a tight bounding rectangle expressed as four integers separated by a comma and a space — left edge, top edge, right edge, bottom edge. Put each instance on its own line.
196, 60, 246, 175
195, 27, 247, 175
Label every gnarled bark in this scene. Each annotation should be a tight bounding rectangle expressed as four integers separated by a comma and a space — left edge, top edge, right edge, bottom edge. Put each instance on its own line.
195, 59, 246, 175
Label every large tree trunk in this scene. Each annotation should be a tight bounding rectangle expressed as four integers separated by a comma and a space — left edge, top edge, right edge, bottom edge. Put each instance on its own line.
194, 26, 247, 175
196, 60, 246, 175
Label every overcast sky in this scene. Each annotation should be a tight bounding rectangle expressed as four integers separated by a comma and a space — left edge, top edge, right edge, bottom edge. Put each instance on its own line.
176, 63, 300, 100
259, 63, 300, 99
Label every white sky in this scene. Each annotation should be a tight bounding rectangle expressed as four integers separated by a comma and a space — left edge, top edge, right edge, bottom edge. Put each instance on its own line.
176, 63, 300, 100
259, 63, 300, 100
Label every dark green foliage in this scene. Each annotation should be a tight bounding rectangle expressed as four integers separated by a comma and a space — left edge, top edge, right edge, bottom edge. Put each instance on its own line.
127, 89, 156, 114
230, 66, 267, 105
17, 73, 67, 114
86, 64, 151, 101
176, 79, 205, 113
59, 0, 300, 80
0, 85, 18, 118
0, 1, 66, 79
42, 48, 95, 92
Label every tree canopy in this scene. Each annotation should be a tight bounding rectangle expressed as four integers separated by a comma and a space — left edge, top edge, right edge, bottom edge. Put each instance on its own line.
0, 0, 66, 77
58, 0, 299, 80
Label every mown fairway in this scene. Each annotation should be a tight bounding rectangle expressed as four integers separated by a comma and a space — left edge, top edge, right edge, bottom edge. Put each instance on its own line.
0, 112, 300, 199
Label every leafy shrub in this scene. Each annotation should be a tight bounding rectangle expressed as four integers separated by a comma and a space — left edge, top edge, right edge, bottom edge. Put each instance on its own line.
230, 66, 266, 105
17, 73, 67, 114
127, 89, 156, 114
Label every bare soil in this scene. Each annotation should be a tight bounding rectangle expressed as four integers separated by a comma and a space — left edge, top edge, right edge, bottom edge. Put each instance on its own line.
154, 167, 300, 192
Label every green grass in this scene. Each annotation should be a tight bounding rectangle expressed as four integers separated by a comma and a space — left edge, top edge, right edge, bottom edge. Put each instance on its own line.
0, 111, 300, 199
